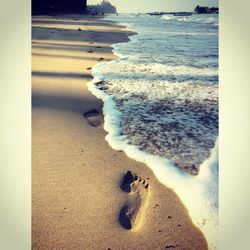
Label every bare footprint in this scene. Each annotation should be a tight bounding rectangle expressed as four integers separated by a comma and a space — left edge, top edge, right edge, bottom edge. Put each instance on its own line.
83, 109, 104, 127
119, 171, 149, 230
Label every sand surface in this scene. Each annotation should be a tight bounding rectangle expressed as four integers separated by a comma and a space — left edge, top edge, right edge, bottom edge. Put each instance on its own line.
32, 14, 207, 249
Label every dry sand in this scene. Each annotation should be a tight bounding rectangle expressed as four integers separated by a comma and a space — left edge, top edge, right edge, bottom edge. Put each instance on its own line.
32, 14, 207, 249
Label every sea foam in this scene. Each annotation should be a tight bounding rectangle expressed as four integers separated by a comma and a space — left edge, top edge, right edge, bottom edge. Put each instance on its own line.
88, 75, 218, 249
162, 14, 218, 25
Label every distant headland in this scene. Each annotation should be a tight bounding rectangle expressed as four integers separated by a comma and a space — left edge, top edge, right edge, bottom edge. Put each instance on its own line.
32, 0, 117, 15
148, 5, 219, 16
194, 5, 219, 14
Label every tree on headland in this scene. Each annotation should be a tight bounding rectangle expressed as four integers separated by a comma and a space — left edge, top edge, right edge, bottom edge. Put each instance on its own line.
87, 0, 117, 14
32, 0, 87, 15
194, 5, 219, 14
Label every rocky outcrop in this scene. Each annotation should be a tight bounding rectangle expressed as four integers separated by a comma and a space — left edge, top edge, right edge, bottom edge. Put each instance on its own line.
194, 5, 219, 14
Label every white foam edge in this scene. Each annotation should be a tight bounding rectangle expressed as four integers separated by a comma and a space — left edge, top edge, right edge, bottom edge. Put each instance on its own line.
120, 22, 135, 32
87, 21, 218, 250
87, 74, 218, 250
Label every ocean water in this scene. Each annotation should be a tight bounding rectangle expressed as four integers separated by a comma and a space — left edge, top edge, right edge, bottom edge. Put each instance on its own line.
88, 13, 218, 249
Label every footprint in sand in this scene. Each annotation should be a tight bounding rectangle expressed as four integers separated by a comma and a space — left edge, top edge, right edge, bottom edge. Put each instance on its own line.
119, 171, 149, 230
83, 109, 104, 127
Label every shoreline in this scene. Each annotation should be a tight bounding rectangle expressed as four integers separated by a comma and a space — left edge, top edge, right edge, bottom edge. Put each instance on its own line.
90, 15, 218, 249
32, 14, 208, 249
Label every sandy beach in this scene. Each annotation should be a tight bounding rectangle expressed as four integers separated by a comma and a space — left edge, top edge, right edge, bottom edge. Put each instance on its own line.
32, 14, 207, 249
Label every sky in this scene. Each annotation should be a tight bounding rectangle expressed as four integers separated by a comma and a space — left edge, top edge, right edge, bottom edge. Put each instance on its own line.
87, 0, 219, 13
